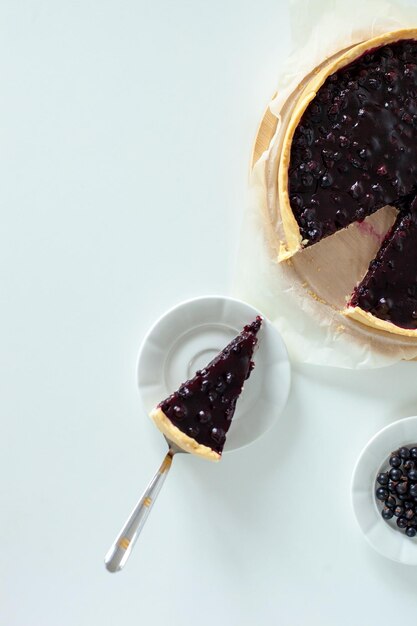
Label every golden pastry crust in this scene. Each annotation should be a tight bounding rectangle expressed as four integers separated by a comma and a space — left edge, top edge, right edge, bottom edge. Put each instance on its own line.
150, 407, 220, 461
277, 28, 417, 262
343, 306, 417, 337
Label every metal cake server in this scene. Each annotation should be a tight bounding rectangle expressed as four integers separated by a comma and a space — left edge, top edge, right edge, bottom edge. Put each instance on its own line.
104, 436, 186, 573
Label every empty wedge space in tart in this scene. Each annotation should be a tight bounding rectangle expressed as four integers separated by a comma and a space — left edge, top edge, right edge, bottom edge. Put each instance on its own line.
276, 28, 417, 336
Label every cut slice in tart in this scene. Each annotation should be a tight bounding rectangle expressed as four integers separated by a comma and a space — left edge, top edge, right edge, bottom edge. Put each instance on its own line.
150, 317, 262, 461
345, 195, 417, 336
278, 29, 417, 261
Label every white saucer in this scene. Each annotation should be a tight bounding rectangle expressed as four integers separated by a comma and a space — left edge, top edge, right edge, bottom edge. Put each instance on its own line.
352, 416, 417, 565
136, 295, 291, 452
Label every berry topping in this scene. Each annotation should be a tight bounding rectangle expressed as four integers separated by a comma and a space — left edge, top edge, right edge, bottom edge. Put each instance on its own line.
187, 426, 199, 438
200, 380, 212, 393
197, 410, 211, 424
289, 38, 417, 256
208, 391, 218, 403
173, 405, 186, 420
211, 427, 226, 444
178, 386, 192, 399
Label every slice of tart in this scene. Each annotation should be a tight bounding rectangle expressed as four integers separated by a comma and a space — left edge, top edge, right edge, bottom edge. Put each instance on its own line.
278, 29, 417, 260
150, 317, 262, 461
345, 195, 417, 336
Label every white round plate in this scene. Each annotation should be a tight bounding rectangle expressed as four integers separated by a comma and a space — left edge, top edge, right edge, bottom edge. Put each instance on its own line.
352, 416, 417, 565
137, 295, 291, 452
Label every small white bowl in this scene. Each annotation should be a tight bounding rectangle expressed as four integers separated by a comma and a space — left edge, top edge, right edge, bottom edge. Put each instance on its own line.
136, 295, 291, 453
352, 416, 417, 565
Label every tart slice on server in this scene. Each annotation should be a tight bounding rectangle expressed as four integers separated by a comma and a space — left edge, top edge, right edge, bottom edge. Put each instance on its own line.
150, 318, 262, 461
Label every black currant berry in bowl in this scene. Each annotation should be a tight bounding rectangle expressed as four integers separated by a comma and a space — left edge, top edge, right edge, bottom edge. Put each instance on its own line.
352, 417, 417, 564
375, 446, 417, 539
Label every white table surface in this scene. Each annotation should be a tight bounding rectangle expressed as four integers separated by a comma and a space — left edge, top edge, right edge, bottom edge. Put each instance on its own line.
2, 1, 417, 624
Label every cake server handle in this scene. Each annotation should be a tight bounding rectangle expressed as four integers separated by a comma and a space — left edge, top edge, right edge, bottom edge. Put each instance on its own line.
104, 450, 173, 573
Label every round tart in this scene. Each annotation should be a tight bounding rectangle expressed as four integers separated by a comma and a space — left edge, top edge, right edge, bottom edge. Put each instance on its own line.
277, 28, 417, 335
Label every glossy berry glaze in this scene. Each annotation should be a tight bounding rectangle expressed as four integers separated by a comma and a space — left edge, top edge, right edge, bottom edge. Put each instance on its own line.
350, 195, 417, 329
289, 39, 417, 245
158, 317, 262, 455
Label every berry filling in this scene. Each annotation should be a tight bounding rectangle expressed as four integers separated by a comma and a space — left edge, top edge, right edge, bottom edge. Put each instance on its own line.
349, 195, 417, 329
376, 446, 417, 537
158, 317, 262, 455
289, 39, 417, 245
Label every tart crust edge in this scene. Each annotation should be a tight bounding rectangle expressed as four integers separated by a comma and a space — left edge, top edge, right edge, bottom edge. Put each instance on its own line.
277, 27, 417, 262
343, 306, 417, 337
150, 407, 221, 461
